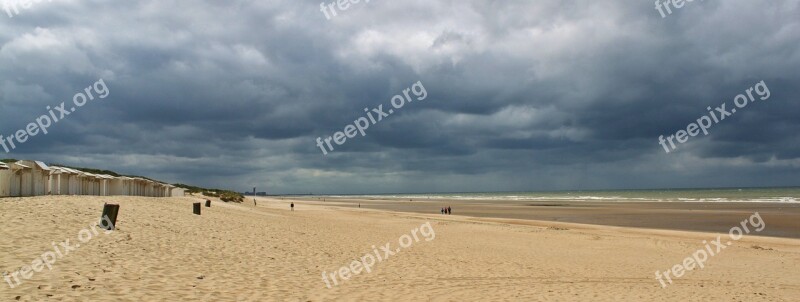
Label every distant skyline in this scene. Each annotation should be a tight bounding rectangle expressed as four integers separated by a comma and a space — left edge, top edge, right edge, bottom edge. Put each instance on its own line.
1, 1, 799, 194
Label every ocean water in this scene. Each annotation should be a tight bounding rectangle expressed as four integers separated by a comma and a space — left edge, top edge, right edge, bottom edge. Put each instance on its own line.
327, 187, 800, 203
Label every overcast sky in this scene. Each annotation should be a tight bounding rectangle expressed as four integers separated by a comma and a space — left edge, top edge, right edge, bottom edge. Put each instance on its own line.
0, 0, 798, 194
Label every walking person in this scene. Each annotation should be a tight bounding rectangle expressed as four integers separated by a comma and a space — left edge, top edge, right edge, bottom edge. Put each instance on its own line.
447, 206, 451, 215
291, 202, 294, 211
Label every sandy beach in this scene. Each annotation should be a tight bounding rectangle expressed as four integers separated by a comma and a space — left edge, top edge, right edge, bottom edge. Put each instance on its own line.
1, 195, 799, 301
2, 0, 799, 301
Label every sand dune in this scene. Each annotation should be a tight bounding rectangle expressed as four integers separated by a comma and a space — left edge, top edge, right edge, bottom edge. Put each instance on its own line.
1, 196, 799, 301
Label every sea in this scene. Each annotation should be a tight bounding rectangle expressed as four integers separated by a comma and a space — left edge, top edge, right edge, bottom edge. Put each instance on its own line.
324, 187, 800, 203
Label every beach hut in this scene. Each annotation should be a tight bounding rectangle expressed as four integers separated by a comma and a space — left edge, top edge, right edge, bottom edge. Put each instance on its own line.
47, 166, 83, 195
123, 177, 135, 196
17, 161, 50, 196
33, 161, 51, 195
142, 180, 151, 196
8, 161, 32, 197
7, 162, 178, 198
77, 172, 90, 195
48, 167, 65, 195
0, 162, 11, 197
163, 184, 174, 197
135, 178, 151, 196
171, 187, 186, 197
145, 180, 157, 197
61, 167, 82, 195
118, 177, 135, 196
153, 183, 167, 197
48, 166, 76, 195
108, 176, 131, 196
130, 178, 141, 196
96, 174, 114, 196
78, 172, 105, 196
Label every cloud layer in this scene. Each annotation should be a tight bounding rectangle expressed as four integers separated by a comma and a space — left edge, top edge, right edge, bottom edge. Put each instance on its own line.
1, 0, 799, 193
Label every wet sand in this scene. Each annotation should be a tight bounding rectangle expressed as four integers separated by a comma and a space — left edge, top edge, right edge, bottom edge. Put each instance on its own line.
291, 197, 800, 239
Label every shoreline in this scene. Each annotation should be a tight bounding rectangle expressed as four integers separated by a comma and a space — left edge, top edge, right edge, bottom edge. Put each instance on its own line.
283, 196, 800, 239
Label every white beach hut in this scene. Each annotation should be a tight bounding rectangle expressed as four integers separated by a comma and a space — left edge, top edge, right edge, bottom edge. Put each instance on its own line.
9, 161, 32, 197
60, 167, 82, 195
50, 167, 81, 195
130, 178, 141, 196
163, 184, 174, 197
171, 187, 186, 197
96, 174, 114, 196
0, 162, 11, 197
17, 160, 51, 196
153, 183, 165, 197
33, 161, 51, 195
133, 178, 149, 196
48, 167, 65, 195
5, 161, 179, 198
145, 180, 156, 197
116, 177, 133, 196
78, 172, 103, 196
108, 176, 126, 196
123, 177, 136, 196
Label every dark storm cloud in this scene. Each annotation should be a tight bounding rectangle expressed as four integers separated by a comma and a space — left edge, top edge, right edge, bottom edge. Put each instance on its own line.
0, 0, 798, 193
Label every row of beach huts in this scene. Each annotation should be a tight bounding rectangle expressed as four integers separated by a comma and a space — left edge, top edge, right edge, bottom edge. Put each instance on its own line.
0, 160, 185, 198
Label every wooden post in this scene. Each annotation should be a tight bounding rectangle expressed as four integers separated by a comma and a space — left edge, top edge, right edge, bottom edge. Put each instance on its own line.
193, 202, 201, 215
205, 199, 211, 207
100, 203, 119, 230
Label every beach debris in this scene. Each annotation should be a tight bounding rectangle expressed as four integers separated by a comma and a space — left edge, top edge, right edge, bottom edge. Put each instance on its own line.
751, 245, 773, 251
193, 202, 202, 215
99, 203, 119, 231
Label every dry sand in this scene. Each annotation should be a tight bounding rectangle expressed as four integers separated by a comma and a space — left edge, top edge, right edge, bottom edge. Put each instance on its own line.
1, 195, 799, 301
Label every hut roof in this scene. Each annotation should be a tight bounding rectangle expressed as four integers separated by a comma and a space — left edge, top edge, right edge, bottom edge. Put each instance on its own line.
11, 162, 31, 169
52, 166, 82, 174
34, 161, 51, 171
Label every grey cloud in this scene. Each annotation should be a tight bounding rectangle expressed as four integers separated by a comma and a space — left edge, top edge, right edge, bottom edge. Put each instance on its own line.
0, 0, 798, 194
